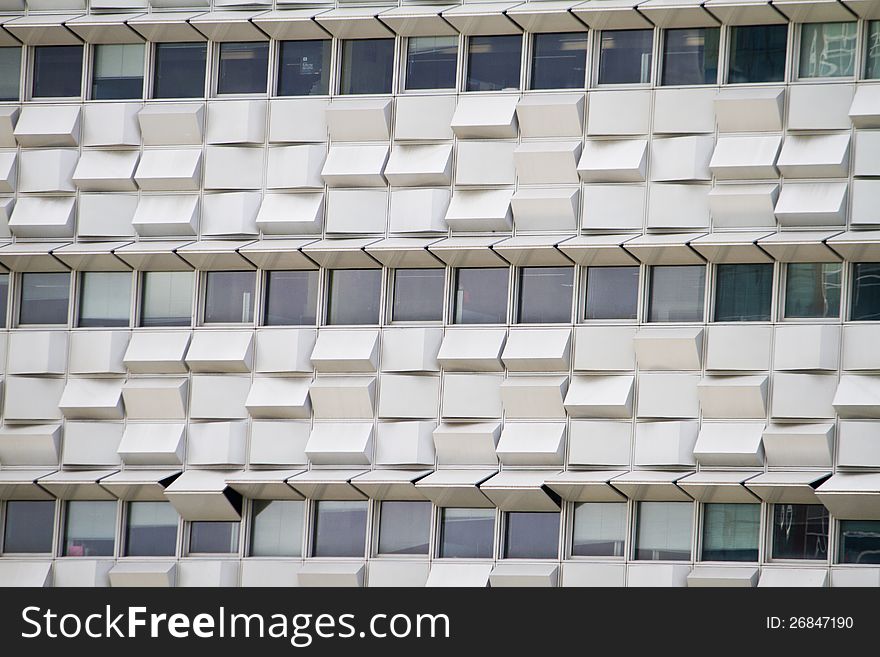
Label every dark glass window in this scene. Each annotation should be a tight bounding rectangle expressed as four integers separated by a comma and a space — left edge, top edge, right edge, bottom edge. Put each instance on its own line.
141, 271, 193, 327
189, 521, 240, 554
728, 24, 787, 83
634, 501, 693, 561
250, 500, 303, 557
3, 500, 54, 553
662, 27, 720, 85
517, 266, 573, 323
263, 270, 318, 326
598, 30, 653, 84
530, 32, 588, 90
92, 43, 144, 100
125, 501, 178, 557
33, 45, 83, 98
0, 273, 9, 328
851, 262, 880, 321
392, 268, 445, 322
153, 42, 207, 99
466, 35, 522, 91
701, 503, 760, 562
584, 266, 639, 320
340, 39, 395, 95
377, 501, 432, 555
312, 501, 368, 557
326, 269, 382, 325
0, 47, 21, 101
453, 268, 509, 324
771, 504, 829, 560
713, 263, 773, 322
438, 507, 494, 558
217, 42, 269, 94
277, 40, 331, 96
19, 272, 70, 326
203, 271, 256, 324
571, 502, 626, 557
648, 265, 706, 323
78, 271, 132, 328
504, 512, 560, 559
63, 501, 116, 557
785, 262, 841, 319
406, 36, 458, 90
838, 520, 880, 564
867, 21, 880, 79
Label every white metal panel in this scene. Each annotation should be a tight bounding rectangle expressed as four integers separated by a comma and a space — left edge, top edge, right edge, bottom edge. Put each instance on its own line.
693, 422, 765, 467
309, 377, 377, 419
245, 378, 312, 419
432, 421, 501, 465
564, 375, 634, 418
117, 423, 185, 466
311, 330, 379, 372
496, 422, 566, 466
501, 328, 571, 371
697, 376, 768, 419
437, 329, 506, 372
185, 331, 253, 373
762, 423, 834, 467
633, 420, 699, 466
568, 420, 631, 466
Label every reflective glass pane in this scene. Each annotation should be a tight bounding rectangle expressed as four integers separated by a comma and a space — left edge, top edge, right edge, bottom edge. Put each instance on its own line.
784, 262, 841, 319
598, 29, 653, 84
701, 503, 760, 562
466, 35, 522, 91
662, 27, 719, 85
79, 271, 131, 327
0, 47, 21, 101
250, 500, 303, 557
392, 268, 445, 322
838, 520, 880, 564
189, 521, 240, 554
571, 502, 626, 557
340, 39, 395, 95
453, 268, 508, 324
634, 501, 693, 561
771, 504, 829, 560
3, 500, 54, 553
530, 32, 588, 89
728, 24, 787, 83
204, 271, 255, 324
264, 270, 318, 326
125, 501, 178, 557
153, 42, 207, 99
0, 273, 9, 327
517, 266, 573, 323
218, 42, 269, 94
713, 263, 773, 322
439, 507, 494, 558
378, 501, 432, 555
851, 262, 880, 321
141, 271, 193, 327
63, 501, 116, 557
19, 272, 70, 326
327, 269, 382, 325
312, 500, 367, 557
799, 22, 856, 78
277, 40, 331, 96
33, 45, 82, 98
648, 265, 705, 322
867, 21, 880, 79
584, 266, 639, 320
406, 36, 458, 90
92, 43, 144, 100
504, 511, 560, 559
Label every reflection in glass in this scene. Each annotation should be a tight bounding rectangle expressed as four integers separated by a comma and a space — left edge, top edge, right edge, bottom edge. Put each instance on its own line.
439, 507, 494, 558
504, 512, 560, 559
453, 268, 509, 324
517, 267, 573, 323
851, 262, 880, 321
530, 32, 588, 89
204, 271, 256, 324
264, 270, 318, 326
571, 502, 626, 557
63, 501, 116, 557
784, 262, 841, 319
713, 263, 773, 322
799, 22, 856, 78
701, 503, 760, 562
92, 43, 144, 99
250, 500, 303, 557
141, 271, 193, 327
153, 42, 207, 99
771, 504, 829, 560
635, 501, 693, 561
838, 520, 880, 564
217, 42, 269, 94
19, 272, 70, 325
598, 30, 653, 84
378, 501, 432, 555
312, 501, 368, 557
662, 27, 719, 85
648, 265, 705, 323
79, 272, 132, 327
277, 40, 331, 96
126, 501, 178, 557
867, 21, 880, 79
3, 500, 54, 553
406, 36, 458, 90
584, 266, 639, 320
190, 521, 240, 554
327, 269, 382, 325
466, 35, 522, 91
392, 268, 445, 322
340, 39, 395, 94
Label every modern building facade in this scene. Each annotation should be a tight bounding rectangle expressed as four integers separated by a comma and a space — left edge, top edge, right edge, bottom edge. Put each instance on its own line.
0, 0, 879, 588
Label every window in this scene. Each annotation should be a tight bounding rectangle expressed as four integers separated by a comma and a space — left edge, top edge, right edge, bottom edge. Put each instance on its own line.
851, 263, 880, 321
701, 503, 760, 562
771, 504, 829, 560
140, 271, 194, 327
312, 501, 368, 558
125, 501, 178, 557
63, 501, 116, 557
452, 268, 509, 324
466, 35, 522, 91
784, 262, 842, 319
326, 269, 382, 325
598, 29, 653, 85
203, 271, 256, 324
504, 511, 560, 559
584, 266, 639, 320
728, 24, 787, 83
277, 40, 331, 96
634, 501, 693, 561
153, 42, 207, 99
78, 271, 132, 328
799, 22, 857, 78
867, 21, 880, 79
92, 43, 144, 100
438, 507, 494, 558
405, 36, 458, 90
19, 272, 70, 326
661, 27, 720, 85
340, 39, 395, 95
648, 265, 706, 322
530, 32, 588, 90
713, 263, 773, 322
189, 521, 240, 554
517, 267, 573, 323
0, 47, 21, 100
838, 520, 880, 564
391, 268, 445, 322
250, 500, 304, 557
377, 501, 432, 556
0, 273, 8, 328
3, 500, 54, 553
217, 42, 269, 94
33, 45, 83, 98
571, 502, 626, 557
263, 270, 318, 326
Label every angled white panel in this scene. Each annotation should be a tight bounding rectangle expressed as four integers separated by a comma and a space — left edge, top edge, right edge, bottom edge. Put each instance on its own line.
687, 566, 758, 588
82, 103, 141, 147
189, 375, 250, 420
787, 83, 854, 131
633, 328, 703, 371
381, 328, 443, 373
8, 331, 68, 374
697, 376, 769, 419
774, 325, 840, 371
415, 469, 495, 507
515, 94, 584, 138
368, 561, 429, 588
327, 98, 392, 141
268, 98, 328, 143
514, 141, 581, 185
9, 196, 76, 238
138, 104, 204, 146
500, 376, 568, 419
653, 87, 717, 134
513, 187, 579, 231
249, 420, 310, 467
709, 134, 781, 179
437, 329, 506, 372
255, 329, 316, 373
758, 568, 828, 588
108, 563, 175, 588
203, 146, 263, 190
627, 564, 692, 588
201, 192, 260, 236
63, 422, 122, 466
440, 373, 503, 419
714, 88, 785, 132
450, 95, 518, 139
305, 422, 373, 465
72, 150, 139, 191
122, 378, 189, 420
563, 375, 634, 418
0, 562, 53, 587
375, 421, 436, 466
266, 144, 326, 189
118, 423, 185, 466
378, 374, 440, 419
176, 562, 240, 588
425, 563, 492, 588
124, 332, 191, 374
14, 105, 80, 147
298, 563, 364, 588
18, 149, 78, 193
581, 184, 644, 230
637, 374, 700, 418
311, 330, 378, 372
256, 193, 324, 235
762, 423, 834, 468
5, 377, 64, 421
444, 188, 513, 231
578, 139, 647, 182
59, 379, 124, 420
843, 325, 880, 370
389, 188, 450, 233
164, 470, 242, 521
0, 424, 61, 466
501, 328, 571, 372
185, 331, 253, 373
481, 470, 561, 512
709, 183, 779, 228
573, 326, 636, 372
309, 376, 376, 419
771, 373, 837, 419
776, 133, 851, 178
587, 90, 651, 136
134, 149, 202, 191
325, 189, 387, 234
774, 183, 848, 226
850, 85, 880, 128
568, 420, 631, 466
131, 194, 199, 237
394, 95, 456, 141
455, 141, 516, 186
384, 144, 453, 186
206, 100, 267, 145
432, 421, 500, 465
693, 421, 765, 467
322, 144, 389, 187
833, 375, 880, 419
495, 422, 565, 466
245, 378, 311, 419
648, 184, 711, 229
186, 421, 247, 466
650, 135, 714, 182
634, 420, 699, 467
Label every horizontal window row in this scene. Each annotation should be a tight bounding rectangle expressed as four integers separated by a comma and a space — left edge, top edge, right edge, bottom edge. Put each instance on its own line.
3, 20, 880, 101
1, 260, 877, 329
1, 498, 874, 565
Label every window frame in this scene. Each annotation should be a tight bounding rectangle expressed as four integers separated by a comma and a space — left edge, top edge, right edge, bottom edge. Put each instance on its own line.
136, 270, 197, 329
199, 269, 259, 327
247, 498, 306, 559
0, 499, 57, 556
645, 264, 708, 324
75, 270, 135, 329
88, 42, 147, 102
372, 500, 434, 558
631, 500, 695, 562
274, 38, 335, 98
435, 506, 498, 560
580, 265, 643, 323
213, 40, 272, 97
388, 267, 447, 325
502, 510, 561, 560
849, 261, 880, 322
122, 500, 181, 559
566, 500, 629, 561
724, 22, 791, 85
794, 20, 860, 82
309, 499, 369, 559
261, 268, 321, 327
659, 26, 721, 87
450, 266, 512, 326
29, 43, 86, 101
16, 271, 73, 328
0, 45, 24, 102
186, 519, 243, 557
767, 503, 831, 564
780, 261, 844, 322
60, 499, 119, 558
336, 37, 397, 96
463, 33, 525, 93
515, 265, 575, 325
711, 262, 776, 324
527, 30, 590, 91
697, 502, 763, 564
323, 267, 384, 327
